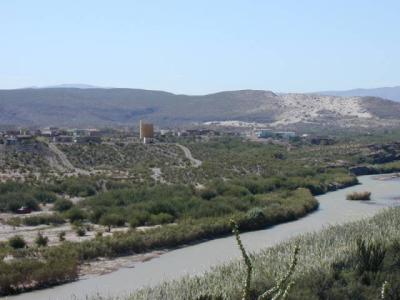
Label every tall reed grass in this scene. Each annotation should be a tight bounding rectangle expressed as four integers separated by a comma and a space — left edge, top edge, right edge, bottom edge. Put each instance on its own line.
122, 207, 400, 300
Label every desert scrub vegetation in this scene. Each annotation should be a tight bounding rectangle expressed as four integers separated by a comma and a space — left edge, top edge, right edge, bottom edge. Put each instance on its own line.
78, 189, 315, 260
0, 181, 60, 213
50, 188, 316, 261
346, 191, 372, 201
58, 143, 189, 172
8, 235, 27, 249
52, 136, 399, 185
1, 142, 52, 173
122, 207, 400, 300
78, 184, 318, 230
180, 136, 400, 184
0, 135, 398, 296
7, 213, 65, 227
46, 176, 98, 197
0, 246, 79, 295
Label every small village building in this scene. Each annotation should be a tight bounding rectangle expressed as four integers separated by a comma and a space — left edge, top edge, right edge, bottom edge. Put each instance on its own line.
5, 137, 17, 145
74, 136, 101, 144
53, 135, 73, 143
255, 129, 274, 138
275, 131, 296, 139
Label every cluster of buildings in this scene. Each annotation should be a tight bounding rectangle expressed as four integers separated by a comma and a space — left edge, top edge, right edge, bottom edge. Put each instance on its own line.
160, 128, 235, 137
254, 129, 296, 139
2, 122, 328, 149
253, 129, 335, 145
48, 128, 102, 144
0, 127, 103, 149
140, 121, 241, 143
0, 129, 42, 153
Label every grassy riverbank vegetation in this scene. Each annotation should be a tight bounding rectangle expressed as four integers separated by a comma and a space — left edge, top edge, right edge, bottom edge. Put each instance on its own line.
0, 188, 317, 295
124, 207, 400, 300
371, 161, 400, 174
79, 181, 325, 229
0, 246, 79, 295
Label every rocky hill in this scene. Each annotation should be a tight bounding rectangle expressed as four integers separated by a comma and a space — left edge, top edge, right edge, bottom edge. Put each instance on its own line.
319, 86, 400, 102
0, 88, 399, 129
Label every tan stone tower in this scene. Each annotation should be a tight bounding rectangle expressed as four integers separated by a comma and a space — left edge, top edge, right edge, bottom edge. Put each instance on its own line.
139, 120, 154, 143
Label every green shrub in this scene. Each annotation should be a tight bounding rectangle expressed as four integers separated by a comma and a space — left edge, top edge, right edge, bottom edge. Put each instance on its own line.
34, 191, 58, 203
53, 198, 74, 212
75, 227, 86, 237
241, 207, 267, 230
0, 246, 79, 295
347, 191, 371, 201
6, 217, 22, 227
1, 192, 39, 213
65, 207, 86, 222
199, 188, 217, 200
129, 211, 150, 228
99, 213, 126, 231
58, 231, 66, 242
22, 214, 65, 226
8, 235, 26, 249
148, 213, 174, 225
57, 177, 97, 197
35, 232, 49, 247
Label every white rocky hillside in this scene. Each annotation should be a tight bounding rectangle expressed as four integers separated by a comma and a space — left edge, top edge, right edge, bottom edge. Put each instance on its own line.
203, 92, 400, 129
270, 94, 372, 126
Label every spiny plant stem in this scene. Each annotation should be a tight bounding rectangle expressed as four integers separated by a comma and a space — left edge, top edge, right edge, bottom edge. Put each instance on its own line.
258, 244, 300, 300
230, 219, 253, 300
381, 281, 389, 300
230, 219, 299, 300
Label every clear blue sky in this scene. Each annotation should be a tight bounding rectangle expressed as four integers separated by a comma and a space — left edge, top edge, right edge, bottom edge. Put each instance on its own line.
1, 0, 399, 94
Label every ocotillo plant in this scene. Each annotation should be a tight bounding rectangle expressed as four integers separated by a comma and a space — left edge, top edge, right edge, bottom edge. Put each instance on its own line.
257, 244, 299, 300
230, 220, 300, 300
231, 220, 253, 300
381, 281, 390, 300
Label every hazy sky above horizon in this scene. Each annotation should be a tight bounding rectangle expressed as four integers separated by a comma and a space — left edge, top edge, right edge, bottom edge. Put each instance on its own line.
1, 1, 399, 94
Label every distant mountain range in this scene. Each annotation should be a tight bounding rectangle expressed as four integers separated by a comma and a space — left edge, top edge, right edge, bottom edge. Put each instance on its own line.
318, 86, 400, 102
28, 84, 103, 89
0, 87, 400, 129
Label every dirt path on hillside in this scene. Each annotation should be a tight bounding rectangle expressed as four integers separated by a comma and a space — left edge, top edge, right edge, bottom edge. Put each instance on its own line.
47, 143, 90, 175
176, 144, 202, 167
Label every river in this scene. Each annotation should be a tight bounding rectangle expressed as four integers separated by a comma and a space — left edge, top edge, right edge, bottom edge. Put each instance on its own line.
6, 174, 400, 300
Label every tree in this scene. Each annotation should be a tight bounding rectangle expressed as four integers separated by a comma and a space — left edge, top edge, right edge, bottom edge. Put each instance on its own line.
65, 207, 86, 223
99, 213, 126, 232
34, 191, 58, 204
75, 227, 86, 237
53, 198, 73, 212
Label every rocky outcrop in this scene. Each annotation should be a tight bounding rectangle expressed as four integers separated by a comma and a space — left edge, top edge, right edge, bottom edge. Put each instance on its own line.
349, 166, 378, 176
366, 142, 400, 164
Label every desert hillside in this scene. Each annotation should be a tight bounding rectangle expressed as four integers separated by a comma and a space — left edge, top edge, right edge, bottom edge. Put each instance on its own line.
0, 88, 399, 128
